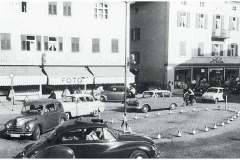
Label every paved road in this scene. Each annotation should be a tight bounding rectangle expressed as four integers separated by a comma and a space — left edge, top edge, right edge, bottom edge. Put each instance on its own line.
0, 96, 240, 158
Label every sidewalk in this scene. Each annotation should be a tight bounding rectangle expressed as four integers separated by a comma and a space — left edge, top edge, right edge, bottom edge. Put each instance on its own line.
0, 101, 22, 115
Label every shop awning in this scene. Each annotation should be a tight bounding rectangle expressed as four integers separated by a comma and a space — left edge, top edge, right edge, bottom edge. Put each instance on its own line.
0, 66, 47, 86
89, 67, 135, 84
44, 67, 93, 85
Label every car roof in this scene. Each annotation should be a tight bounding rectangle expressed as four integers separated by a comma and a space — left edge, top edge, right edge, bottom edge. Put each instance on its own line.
56, 118, 108, 133
144, 89, 170, 93
66, 94, 93, 98
24, 98, 60, 106
208, 87, 224, 89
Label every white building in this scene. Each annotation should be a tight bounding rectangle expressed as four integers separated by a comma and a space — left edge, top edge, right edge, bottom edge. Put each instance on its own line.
0, 0, 134, 98
130, 1, 240, 92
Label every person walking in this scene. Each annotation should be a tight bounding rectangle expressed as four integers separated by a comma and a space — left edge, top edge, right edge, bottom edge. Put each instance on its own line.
121, 112, 129, 133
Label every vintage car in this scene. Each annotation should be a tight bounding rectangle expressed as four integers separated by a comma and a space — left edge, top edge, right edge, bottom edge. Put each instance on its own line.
126, 89, 178, 113
4, 99, 67, 140
16, 118, 159, 158
61, 94, 105, 119
201, 87, 225, 103
100, 86, 130, 102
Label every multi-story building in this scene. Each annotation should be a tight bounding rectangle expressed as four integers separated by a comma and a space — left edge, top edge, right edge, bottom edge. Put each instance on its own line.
0, 0, 134, 98
130, 1, 240, 92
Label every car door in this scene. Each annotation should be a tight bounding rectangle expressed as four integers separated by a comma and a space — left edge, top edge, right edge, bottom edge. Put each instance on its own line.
76, 96, 90, 116
44, 103, 59, 130
54, 102, 63, 125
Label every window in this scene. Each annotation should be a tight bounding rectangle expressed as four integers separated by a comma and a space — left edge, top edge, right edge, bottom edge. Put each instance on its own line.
111, 39, 118, 53
212, 43, 223, 56
36, 36, 41, 51
177, 11, 190, 28
228, 43, 238, 56
196, 13, 208, 29
58, 37, 63, 52
48, 37, 57, 51
45, 103, 56, 112
130, 52, 140, 65
92, 38, 100, 53
44, 36, 48, 51
214, 15, 223, 29
232, 6, 237, 11
49, 2, 57, 15
21, 1, 27, 12
95, 2, 108, 19
180, 1, 187, 5
198, 42, 204, 56
0, 33, 11, 50
63, 2, 71, 16
229, 16, 238, 31
71, 37, 79, 52
131, 28, 140, 41
200, 1, 205, 7
179, 41, 186, 56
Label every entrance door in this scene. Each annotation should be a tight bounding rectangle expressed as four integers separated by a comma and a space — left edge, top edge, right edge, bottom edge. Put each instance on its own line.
209, 68, 224, 86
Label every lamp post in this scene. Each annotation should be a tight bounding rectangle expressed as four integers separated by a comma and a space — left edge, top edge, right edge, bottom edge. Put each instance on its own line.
9, 73, 15, 111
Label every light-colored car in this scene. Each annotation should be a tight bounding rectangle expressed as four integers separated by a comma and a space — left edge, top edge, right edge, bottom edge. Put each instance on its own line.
126, 89, 179, 113
201, 87, 225, 103
61, 94, 105, 119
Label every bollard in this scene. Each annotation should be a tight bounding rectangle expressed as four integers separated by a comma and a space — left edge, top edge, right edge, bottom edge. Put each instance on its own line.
157, 134, 161, 139
226, 118, 231, 124
145, 114, 149, 118
225, 95, 228, 110
220, 122, 225, 126
205, 108, 209, 111
111, 119, 114, 124
230, 117, 234, 121
192, 129, 196, 135
177, 130, 182, 137
204, 125, 209, 132
134, 115, 138, 120
213, 123, 217, 129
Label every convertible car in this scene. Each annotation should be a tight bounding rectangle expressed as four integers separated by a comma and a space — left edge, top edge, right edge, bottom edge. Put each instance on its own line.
15, 118, 160, 158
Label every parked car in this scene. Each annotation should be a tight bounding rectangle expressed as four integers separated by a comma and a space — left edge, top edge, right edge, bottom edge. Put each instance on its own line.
4, 98, 67, 140
61, 94, 105, 119
15, 118, 160, 158
126, 89, 179, 113
100, 86, 129, 102
201, 87, 225, 103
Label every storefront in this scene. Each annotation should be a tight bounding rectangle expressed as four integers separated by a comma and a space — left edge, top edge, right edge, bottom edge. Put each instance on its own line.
0, 66, 47, 99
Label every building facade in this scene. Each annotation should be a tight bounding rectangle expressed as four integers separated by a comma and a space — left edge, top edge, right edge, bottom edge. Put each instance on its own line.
130, 1, 240, 92
0, 0, 134, 97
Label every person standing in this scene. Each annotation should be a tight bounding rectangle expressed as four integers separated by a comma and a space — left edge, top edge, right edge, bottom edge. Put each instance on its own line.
48, 90, 56, 99
8, 87, 15, 105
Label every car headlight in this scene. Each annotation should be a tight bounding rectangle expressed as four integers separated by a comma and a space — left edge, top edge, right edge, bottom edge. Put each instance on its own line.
5, 121, 13, 129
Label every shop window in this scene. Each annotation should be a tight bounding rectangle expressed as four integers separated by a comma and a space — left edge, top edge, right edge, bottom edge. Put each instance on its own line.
36, 35, 41, 51
0, 33, 11, 50
174, 69, 191, 89
21, 35, 41, 51
49, 2, 57, 15
63, 2, 71, 16
71, 37, 79, 52
58, 37, 63, 52
48, 37, 57, 51
111, 39, 118, 53
229, 16, 238, 31
228, 44, 238, 56
177, 11, 190, 28
95, 2, 108, 19
212, 44, 223, 56
92, 38, 100, 53
21, 1, 27, 12
196, 13, 208, 29
198, 42, 204, 56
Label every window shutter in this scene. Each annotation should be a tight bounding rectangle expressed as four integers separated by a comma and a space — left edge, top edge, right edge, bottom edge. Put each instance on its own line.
204, 14, 208, 29
236, 44, 238, 56
227, 44, 231, 56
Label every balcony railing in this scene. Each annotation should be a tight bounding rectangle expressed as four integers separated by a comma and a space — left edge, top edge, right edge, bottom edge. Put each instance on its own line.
212, 29, 229, 40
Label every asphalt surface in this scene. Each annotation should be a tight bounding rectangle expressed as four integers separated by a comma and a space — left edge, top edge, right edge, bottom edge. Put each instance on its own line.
0, 95, 240, 158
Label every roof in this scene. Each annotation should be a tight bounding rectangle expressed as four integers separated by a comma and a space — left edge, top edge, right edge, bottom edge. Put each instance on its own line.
25, 98, 60, 105
56, 118, 107, 133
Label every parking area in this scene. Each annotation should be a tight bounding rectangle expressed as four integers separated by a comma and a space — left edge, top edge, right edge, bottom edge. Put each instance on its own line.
0, 96, 240, 158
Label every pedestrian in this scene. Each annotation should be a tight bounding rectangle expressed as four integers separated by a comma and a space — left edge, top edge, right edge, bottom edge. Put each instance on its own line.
48, 90, 56, 99
121, 112, 128, 133
129, 85, 136, 98
62, 87, 70, 101
8, 87, 15, 105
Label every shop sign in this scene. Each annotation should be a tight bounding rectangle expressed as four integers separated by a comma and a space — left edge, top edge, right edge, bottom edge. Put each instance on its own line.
209, 57, 224, 64
61, 77, 84, 84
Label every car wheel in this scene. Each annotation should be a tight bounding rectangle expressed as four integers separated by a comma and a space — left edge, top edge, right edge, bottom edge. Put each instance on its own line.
32, 125, 41, 141
141, 105, 149, 113
65, 112, 71, 120
100, 96, 106, 102
129, 150, 149, 159
214, 98, 218, 104
169, 103, 177, 110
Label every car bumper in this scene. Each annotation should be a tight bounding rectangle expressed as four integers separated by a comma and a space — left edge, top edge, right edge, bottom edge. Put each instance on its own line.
126, 105, 141, 110
5, 130, 32, 137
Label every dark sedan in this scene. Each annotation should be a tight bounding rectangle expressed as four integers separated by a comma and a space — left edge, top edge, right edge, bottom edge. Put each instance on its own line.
16, 118, 159, 158
100, 86, 130, 102
4, 98, 67, 140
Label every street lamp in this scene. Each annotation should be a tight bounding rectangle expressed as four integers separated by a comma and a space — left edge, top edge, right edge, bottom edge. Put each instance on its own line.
9, 73, 15, 110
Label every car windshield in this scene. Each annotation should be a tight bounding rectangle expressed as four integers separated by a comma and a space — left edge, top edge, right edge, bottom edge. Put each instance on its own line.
207, 88, 218, 93
21, 104, 43, 114
142, 92, 154, 98
63, 96, 77, 102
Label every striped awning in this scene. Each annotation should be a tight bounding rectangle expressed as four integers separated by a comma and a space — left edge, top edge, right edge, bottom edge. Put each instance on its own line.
89, 67, 135, 84
44, 67, 94, 85
0, 66, 47, 86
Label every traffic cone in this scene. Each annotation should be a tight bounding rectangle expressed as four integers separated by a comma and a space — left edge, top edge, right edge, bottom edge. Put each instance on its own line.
205, 108, 209, 111
180, 110, 184, 114
177, 130, 182, 137
213, 123, 217, 129
192, 108, 196, 112
226, 118, 231, 124
237, 113, 239, 117
157, 112, 161, 116
134, 115, 138, 120
192, 129, 196, 135
233, 115, 237, 119
230, 117, 234, 121
110, 119, 114, 124
220, 122, 225, 126
157, 134, 161, 139
204, 125, 209, 132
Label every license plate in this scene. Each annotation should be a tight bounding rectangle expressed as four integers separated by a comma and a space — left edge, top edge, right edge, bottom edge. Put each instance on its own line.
10, 134, 20, 138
